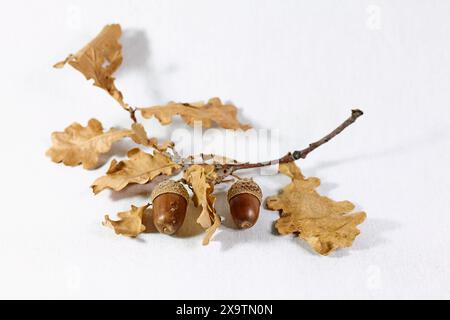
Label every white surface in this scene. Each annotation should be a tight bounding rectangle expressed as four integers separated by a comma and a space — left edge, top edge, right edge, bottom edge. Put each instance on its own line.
0, 0, 449, 300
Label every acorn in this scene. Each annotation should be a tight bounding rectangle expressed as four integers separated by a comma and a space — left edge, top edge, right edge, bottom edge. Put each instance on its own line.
227, 179, 262, 229
151, 180, 189, 235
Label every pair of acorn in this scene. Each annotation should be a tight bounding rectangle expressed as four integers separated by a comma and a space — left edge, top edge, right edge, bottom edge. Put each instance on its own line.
151, 179, 262, 234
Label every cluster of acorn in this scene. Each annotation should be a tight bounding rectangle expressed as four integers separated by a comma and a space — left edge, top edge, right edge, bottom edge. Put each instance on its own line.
151, 179, 263, 234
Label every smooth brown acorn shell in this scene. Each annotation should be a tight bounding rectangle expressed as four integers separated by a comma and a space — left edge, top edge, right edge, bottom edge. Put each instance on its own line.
152, 193, 188, 235
229, 194, 261, 229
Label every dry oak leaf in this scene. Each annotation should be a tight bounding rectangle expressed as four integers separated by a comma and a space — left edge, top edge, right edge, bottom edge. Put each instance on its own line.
266, 162, 366, 256
54, 24, 127, 108
140, 97, 251, 130
131, 123, 174, 152
103, 204, 149, 237
46, 118, 134, 170
92, 148, 180, 194
183, 165, 220, 245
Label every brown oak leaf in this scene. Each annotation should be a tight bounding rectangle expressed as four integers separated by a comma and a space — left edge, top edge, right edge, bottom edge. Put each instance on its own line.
183, 165, 220, 245
140, 97, 251, 130
92, 148, 181, 194
131, 123, 174, 152
46, 119, 133, 170
54, 24, 127, 108
266, 162, 366, 255
103, 204, 149, 237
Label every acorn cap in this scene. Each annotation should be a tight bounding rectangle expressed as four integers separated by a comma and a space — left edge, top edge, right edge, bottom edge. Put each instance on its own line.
151, 180, 190, 203
227, 179, 262, 204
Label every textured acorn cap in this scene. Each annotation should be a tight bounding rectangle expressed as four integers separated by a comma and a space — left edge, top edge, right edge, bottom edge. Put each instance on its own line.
227, 179, 262, 204
151, 180, 190, 203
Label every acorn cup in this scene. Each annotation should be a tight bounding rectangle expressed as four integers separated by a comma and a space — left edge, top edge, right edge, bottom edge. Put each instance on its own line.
151, 180, 189, 235
227, 179, 263, 229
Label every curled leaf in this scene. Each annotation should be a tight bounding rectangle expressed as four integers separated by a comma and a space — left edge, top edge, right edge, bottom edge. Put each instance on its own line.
266, 162, 366, 256
203, 213, 221, 246
92, 148, 180, 194
103, 204, 149, 237
140, 97, 251, 130
54, 24, 127, 108
131, 123, 174, 152
183, 165, 220, 245
46, 119, 133, 169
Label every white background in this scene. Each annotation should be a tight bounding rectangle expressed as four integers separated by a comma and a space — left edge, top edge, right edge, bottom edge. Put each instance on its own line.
0, 0, 449, 299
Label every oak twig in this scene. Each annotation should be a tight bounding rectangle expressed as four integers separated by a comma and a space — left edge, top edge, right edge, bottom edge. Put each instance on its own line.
128, 107, 137, 123
117, 101, 137, 123
212, 109, 363, 182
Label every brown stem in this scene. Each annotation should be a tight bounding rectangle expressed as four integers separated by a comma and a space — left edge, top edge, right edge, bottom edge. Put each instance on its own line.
216, 109, 363, 179
128, 107, 137, 123
113, 94, 137, 123
119, 104, 137, 123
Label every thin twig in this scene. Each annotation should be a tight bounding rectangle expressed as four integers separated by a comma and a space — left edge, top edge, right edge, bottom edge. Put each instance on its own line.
213, 109, 363, 182
120, 104, 137, 123
128, 107, 137, 123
